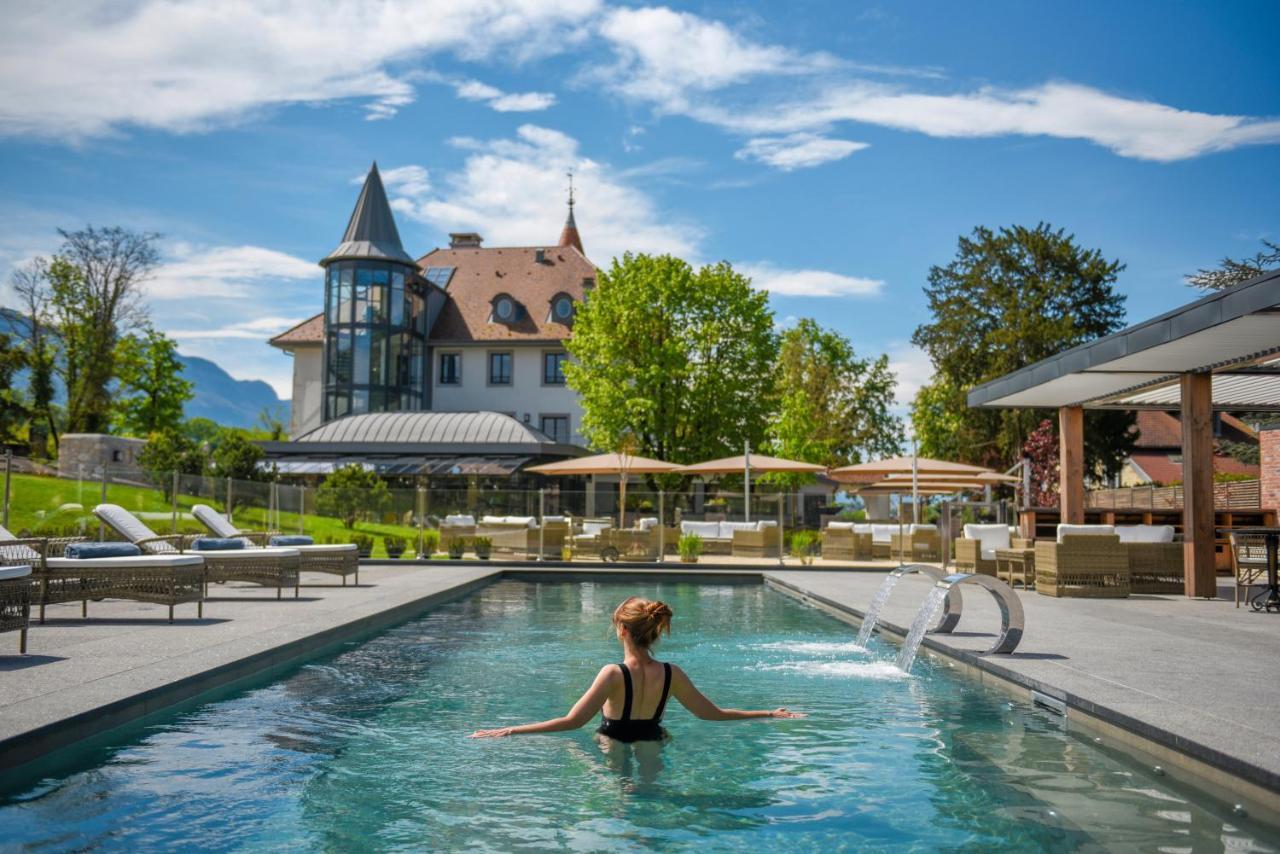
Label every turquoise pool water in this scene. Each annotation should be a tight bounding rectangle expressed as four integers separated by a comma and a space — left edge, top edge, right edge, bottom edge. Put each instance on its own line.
2, 580, 1276, 851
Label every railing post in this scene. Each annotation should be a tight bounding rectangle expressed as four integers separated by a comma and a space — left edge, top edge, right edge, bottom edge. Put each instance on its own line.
1, 449, 11, 530
171, 470, 179, 534
658, 489, 665, 563
226, 477, 234, 524
777, 492, 785, 566
417, 485, 426, 559
538, 488, 545, 562
98, 466, 108, 542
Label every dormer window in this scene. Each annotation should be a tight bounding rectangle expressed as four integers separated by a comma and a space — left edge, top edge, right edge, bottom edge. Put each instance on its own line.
491, 294, 520, 324
550, 293, 575, 325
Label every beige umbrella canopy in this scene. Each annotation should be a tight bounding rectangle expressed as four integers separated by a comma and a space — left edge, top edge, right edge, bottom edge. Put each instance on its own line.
829, 456, 989, 480
527, 452, 682, 527
859, 479, 985, 494
676, 453, 826, 522
882, 471, 1018, 484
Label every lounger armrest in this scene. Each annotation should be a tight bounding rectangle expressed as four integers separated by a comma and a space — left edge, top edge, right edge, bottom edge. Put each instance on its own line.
954, 538, 980, 562
0, 537, 51, 567
1011, 537, 1033, 549
136, 534, 188, 553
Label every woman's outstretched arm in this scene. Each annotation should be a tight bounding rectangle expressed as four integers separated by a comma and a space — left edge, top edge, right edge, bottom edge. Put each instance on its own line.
670, 664, 805, 721
470, 665, 618, 738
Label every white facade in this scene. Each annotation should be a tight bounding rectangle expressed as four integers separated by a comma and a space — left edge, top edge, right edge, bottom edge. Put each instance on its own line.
429, 344, 584, 445
290, 347, 324, 437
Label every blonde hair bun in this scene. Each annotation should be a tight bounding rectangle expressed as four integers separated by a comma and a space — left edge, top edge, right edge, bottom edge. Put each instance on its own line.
613, 596, 673, 647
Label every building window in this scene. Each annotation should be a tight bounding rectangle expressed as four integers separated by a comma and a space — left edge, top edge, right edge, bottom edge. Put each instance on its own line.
493, 295, 517, 323
543, 352, 567, 385
488, 351, 512, 385
439, 353, 461, 385
540, 415, 570, 444
550, 294, 574, 324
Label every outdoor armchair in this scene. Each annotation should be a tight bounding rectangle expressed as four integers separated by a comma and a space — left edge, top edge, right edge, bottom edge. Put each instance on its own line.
821, 522, 871, 561
731, 520, 781, 559
954, 524, 1016, 576
1115, 524, 1183, 594
193, 504, 361, 585
1034, 525, 1129, 598
1, 523, 204, 623
0, 564, 32, 653
890, 524, 941, 562
1229, 532, 1270, 608
95, 504, 301, 600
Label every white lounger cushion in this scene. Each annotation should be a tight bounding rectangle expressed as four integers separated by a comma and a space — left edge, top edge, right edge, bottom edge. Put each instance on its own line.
581, 521, 612, 537
681, 521, 721, 539
94, 504, 171, 550
0, 565, 33, 581
963, 524, 1011, 560
197, 546, 301, 559
45, 554, 204, 570
869, 524, 898, 544
293, 543, 359, 554
1056, 524, 1115, 543
191, 505, 240, 538
1114, 524, 1175, 544
637, 517, 659, 531
757, 520, 778, 530
905, 524, 937, 535
720, 522, 757, 536
854, 523, 873, 535
826, 521, 854, 531
444, 515, 476, 526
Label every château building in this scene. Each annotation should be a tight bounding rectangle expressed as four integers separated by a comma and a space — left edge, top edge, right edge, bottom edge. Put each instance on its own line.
269, 163, 593, 451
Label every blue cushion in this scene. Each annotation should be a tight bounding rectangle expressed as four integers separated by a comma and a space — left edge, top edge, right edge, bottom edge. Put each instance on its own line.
192, 537, 246, 551
269, 535, 314, 546
64, 542, 143, 560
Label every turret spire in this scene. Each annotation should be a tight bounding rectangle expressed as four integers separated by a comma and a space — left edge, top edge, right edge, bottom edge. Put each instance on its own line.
322, 161, 416, 266
558, 171, 584, 255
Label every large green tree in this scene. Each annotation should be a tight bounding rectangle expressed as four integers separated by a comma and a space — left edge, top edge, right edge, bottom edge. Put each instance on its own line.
138, 429, 208, 498
113, 326, 193, 437
767, 319, 903, 482
315, 464, 391, 529
1187, 239, 1280, 291
11, 259, 59, 454
911, 223, 1136, 476
0, 334, 27, 444
565, 254, 778, 463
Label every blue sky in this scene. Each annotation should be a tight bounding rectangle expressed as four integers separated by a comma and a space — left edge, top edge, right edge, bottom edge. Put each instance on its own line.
0, 1, 1276, 410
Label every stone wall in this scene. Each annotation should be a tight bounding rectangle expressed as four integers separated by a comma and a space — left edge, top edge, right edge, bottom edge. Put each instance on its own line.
1262, 426, 1280, 513
58, 434, 147, 480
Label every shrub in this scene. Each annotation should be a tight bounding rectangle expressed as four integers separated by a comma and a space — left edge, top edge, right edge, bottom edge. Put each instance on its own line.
350, 533, 374, 557
418, 528, 441, 557
315, 464, 391, 529
472, 536, 493, 559
384, 534, 407, 558
789, 530, 820, 565
836, 508, 867, 522
447, 538, 465, 559
678, 533, 703, 561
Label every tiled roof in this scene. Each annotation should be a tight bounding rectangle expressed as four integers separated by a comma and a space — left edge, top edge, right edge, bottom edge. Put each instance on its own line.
420, 244, 595, 343
1128, 450, 1259, 485
1133, 410, 1258, 448
269, 314, 324, 348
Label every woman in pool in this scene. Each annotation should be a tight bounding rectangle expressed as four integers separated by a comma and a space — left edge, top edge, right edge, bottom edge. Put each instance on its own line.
470, 596, 803, 741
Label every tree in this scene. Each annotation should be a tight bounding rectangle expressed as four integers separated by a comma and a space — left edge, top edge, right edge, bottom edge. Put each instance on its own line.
909, 377, 966, 462
47, 227, 158, 433
1022, 419, 1059, 507
138, 429, 208, 498
112, 326, 193, 437
1187, 240, 1280, 291
315, 464, 390, 529
0, 334, 27, 444
766, 319, 902, 484
256, 406, 288, 441
11, 259, 59, 454
209, 429, 265, 481
911, 223, 1136, 476
182, 417, 223, 447
565, 254, 778, 465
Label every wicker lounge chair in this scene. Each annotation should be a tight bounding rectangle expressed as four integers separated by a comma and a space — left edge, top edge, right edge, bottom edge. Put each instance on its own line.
1035, 525, 1129, 598
731, 521, 781, 559
1, 523, 204, 623
1229, 532, 1270, 608
820, 523, 870, 561
1115, 524, 1183, 594
953, 524, 1014, 577
0, 565, 32, 653
192, 504, 360, 585
570, 518, 613, 559
890, 524, 941, 562
868, 524, 898, 559
601, 519, 664, 562
95, 504, 301, 599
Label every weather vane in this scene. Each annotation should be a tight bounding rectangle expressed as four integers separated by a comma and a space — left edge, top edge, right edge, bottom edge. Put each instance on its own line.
566, 171, 575, 208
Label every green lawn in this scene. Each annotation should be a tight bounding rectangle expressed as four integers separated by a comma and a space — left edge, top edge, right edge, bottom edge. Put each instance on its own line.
5, 472, 436, 559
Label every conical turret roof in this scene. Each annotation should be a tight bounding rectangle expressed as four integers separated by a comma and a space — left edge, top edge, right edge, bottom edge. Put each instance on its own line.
323, 162, 416, 266
558, 176, 583, 255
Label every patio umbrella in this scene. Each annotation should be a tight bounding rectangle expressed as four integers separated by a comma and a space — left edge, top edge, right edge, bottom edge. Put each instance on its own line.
675, 448, 826, 522
830, 454, 990, 523
527, 452, 681, 527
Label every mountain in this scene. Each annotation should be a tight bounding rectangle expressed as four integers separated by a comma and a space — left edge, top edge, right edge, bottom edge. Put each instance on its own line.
1, 307, 288, 430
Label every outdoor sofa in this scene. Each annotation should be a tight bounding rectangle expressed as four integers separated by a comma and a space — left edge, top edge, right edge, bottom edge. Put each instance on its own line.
821, 522, 871, 561
1114, 524, 1183, 594
1, 522, 204, 623
1034, 524, 1130, 598
890, 524, 941, 562
440, 514, 477, 553
868, 524, 900, 559
192, 505, 360, 585
95, 504, 302, 600
477, 515, 570, 559
678, 520, 779, 557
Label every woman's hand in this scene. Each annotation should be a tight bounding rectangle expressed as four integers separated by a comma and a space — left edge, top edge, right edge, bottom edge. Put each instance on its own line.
470, 727, 514, 738
770, 708, 806, 719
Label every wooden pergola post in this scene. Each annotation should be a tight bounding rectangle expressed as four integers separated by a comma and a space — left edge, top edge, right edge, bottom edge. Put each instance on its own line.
1058, 405, 1085, 524
1181, 372, 1217, 598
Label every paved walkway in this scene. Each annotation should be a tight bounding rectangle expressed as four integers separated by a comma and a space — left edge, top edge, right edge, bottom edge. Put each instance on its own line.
769, 569, 1280, 802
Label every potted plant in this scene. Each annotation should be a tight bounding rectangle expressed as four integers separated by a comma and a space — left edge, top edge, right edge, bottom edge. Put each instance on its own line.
419, 528, 441, 559
448, 537, 465, 560
472, 536, 493, 560
789, 531, 820, 566
384, 534, 406, 559
561, 544, 573, 561
351, 534, 374, 559
678, 533, 703, 564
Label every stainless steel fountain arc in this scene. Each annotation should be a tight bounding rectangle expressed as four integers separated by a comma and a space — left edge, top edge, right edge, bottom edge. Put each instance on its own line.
889, 564, 962, 634
929, 572, 1024, 655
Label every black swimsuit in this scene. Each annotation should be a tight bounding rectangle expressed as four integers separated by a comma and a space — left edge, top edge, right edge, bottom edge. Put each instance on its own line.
597, 662, 672, 743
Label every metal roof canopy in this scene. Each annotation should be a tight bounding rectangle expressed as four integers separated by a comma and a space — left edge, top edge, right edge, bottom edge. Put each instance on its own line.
966, 269, 1280, 412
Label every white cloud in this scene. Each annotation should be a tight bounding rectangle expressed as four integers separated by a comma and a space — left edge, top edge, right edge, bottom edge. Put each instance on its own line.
886, 342, 935, 412
357, 164, 431, 199
389, 124, 701, 263
168, 316, 307, 340
740, 263, 883, 298
454, 79, 557, 112
735, 134, 868, 170
0, 0, 596, 139
147, 244, 316, 300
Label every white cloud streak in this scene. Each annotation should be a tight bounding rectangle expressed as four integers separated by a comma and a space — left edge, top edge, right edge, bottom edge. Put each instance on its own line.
454, 79, 557, 112
740, 263, 884, 298
148, 244, 316, 300
735, 134, 868, 170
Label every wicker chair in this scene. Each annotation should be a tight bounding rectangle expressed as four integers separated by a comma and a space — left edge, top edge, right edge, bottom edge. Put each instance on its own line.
953, 524, 1013, 577
822, 524, 871, 561
1229, 532, 1270, 608
869, 524, 898, 560
193, 505, 360, 585
0, 565, 32, 653
731, 522, 781, 559
1035, 531, 1130, 598
601, 522, 664, 562
95, 504, 301, 600
891, 525, 941, 562
1115, 525, 1183, 594
2, 523, 204, 623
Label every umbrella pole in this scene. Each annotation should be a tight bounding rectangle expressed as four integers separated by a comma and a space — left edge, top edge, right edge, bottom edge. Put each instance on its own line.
911, 438, 920, 525
744, 439, 751, 523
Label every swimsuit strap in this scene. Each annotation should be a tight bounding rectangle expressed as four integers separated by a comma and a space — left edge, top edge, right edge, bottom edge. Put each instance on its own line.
654, 663, 672, 721
617, 662, 633, 721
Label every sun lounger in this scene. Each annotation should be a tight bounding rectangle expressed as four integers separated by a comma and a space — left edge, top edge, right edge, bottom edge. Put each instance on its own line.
0, 565, 32, 652
95, 504, 301, 599
1, 523, 203, 623
192, 504, 360, 585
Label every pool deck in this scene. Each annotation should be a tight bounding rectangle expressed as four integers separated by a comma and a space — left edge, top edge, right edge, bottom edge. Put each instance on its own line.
2, 562, 1278, 817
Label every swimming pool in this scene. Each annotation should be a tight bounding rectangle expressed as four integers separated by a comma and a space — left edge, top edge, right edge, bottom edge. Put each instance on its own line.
2, 579, 1276, 850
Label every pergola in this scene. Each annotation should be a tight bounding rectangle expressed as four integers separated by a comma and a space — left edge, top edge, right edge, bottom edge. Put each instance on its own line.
967, 269, 1280, 598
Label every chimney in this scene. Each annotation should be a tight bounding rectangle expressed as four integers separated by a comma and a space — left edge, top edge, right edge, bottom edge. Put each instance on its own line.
449, 232, 483, 248
535, 248, 546, 263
